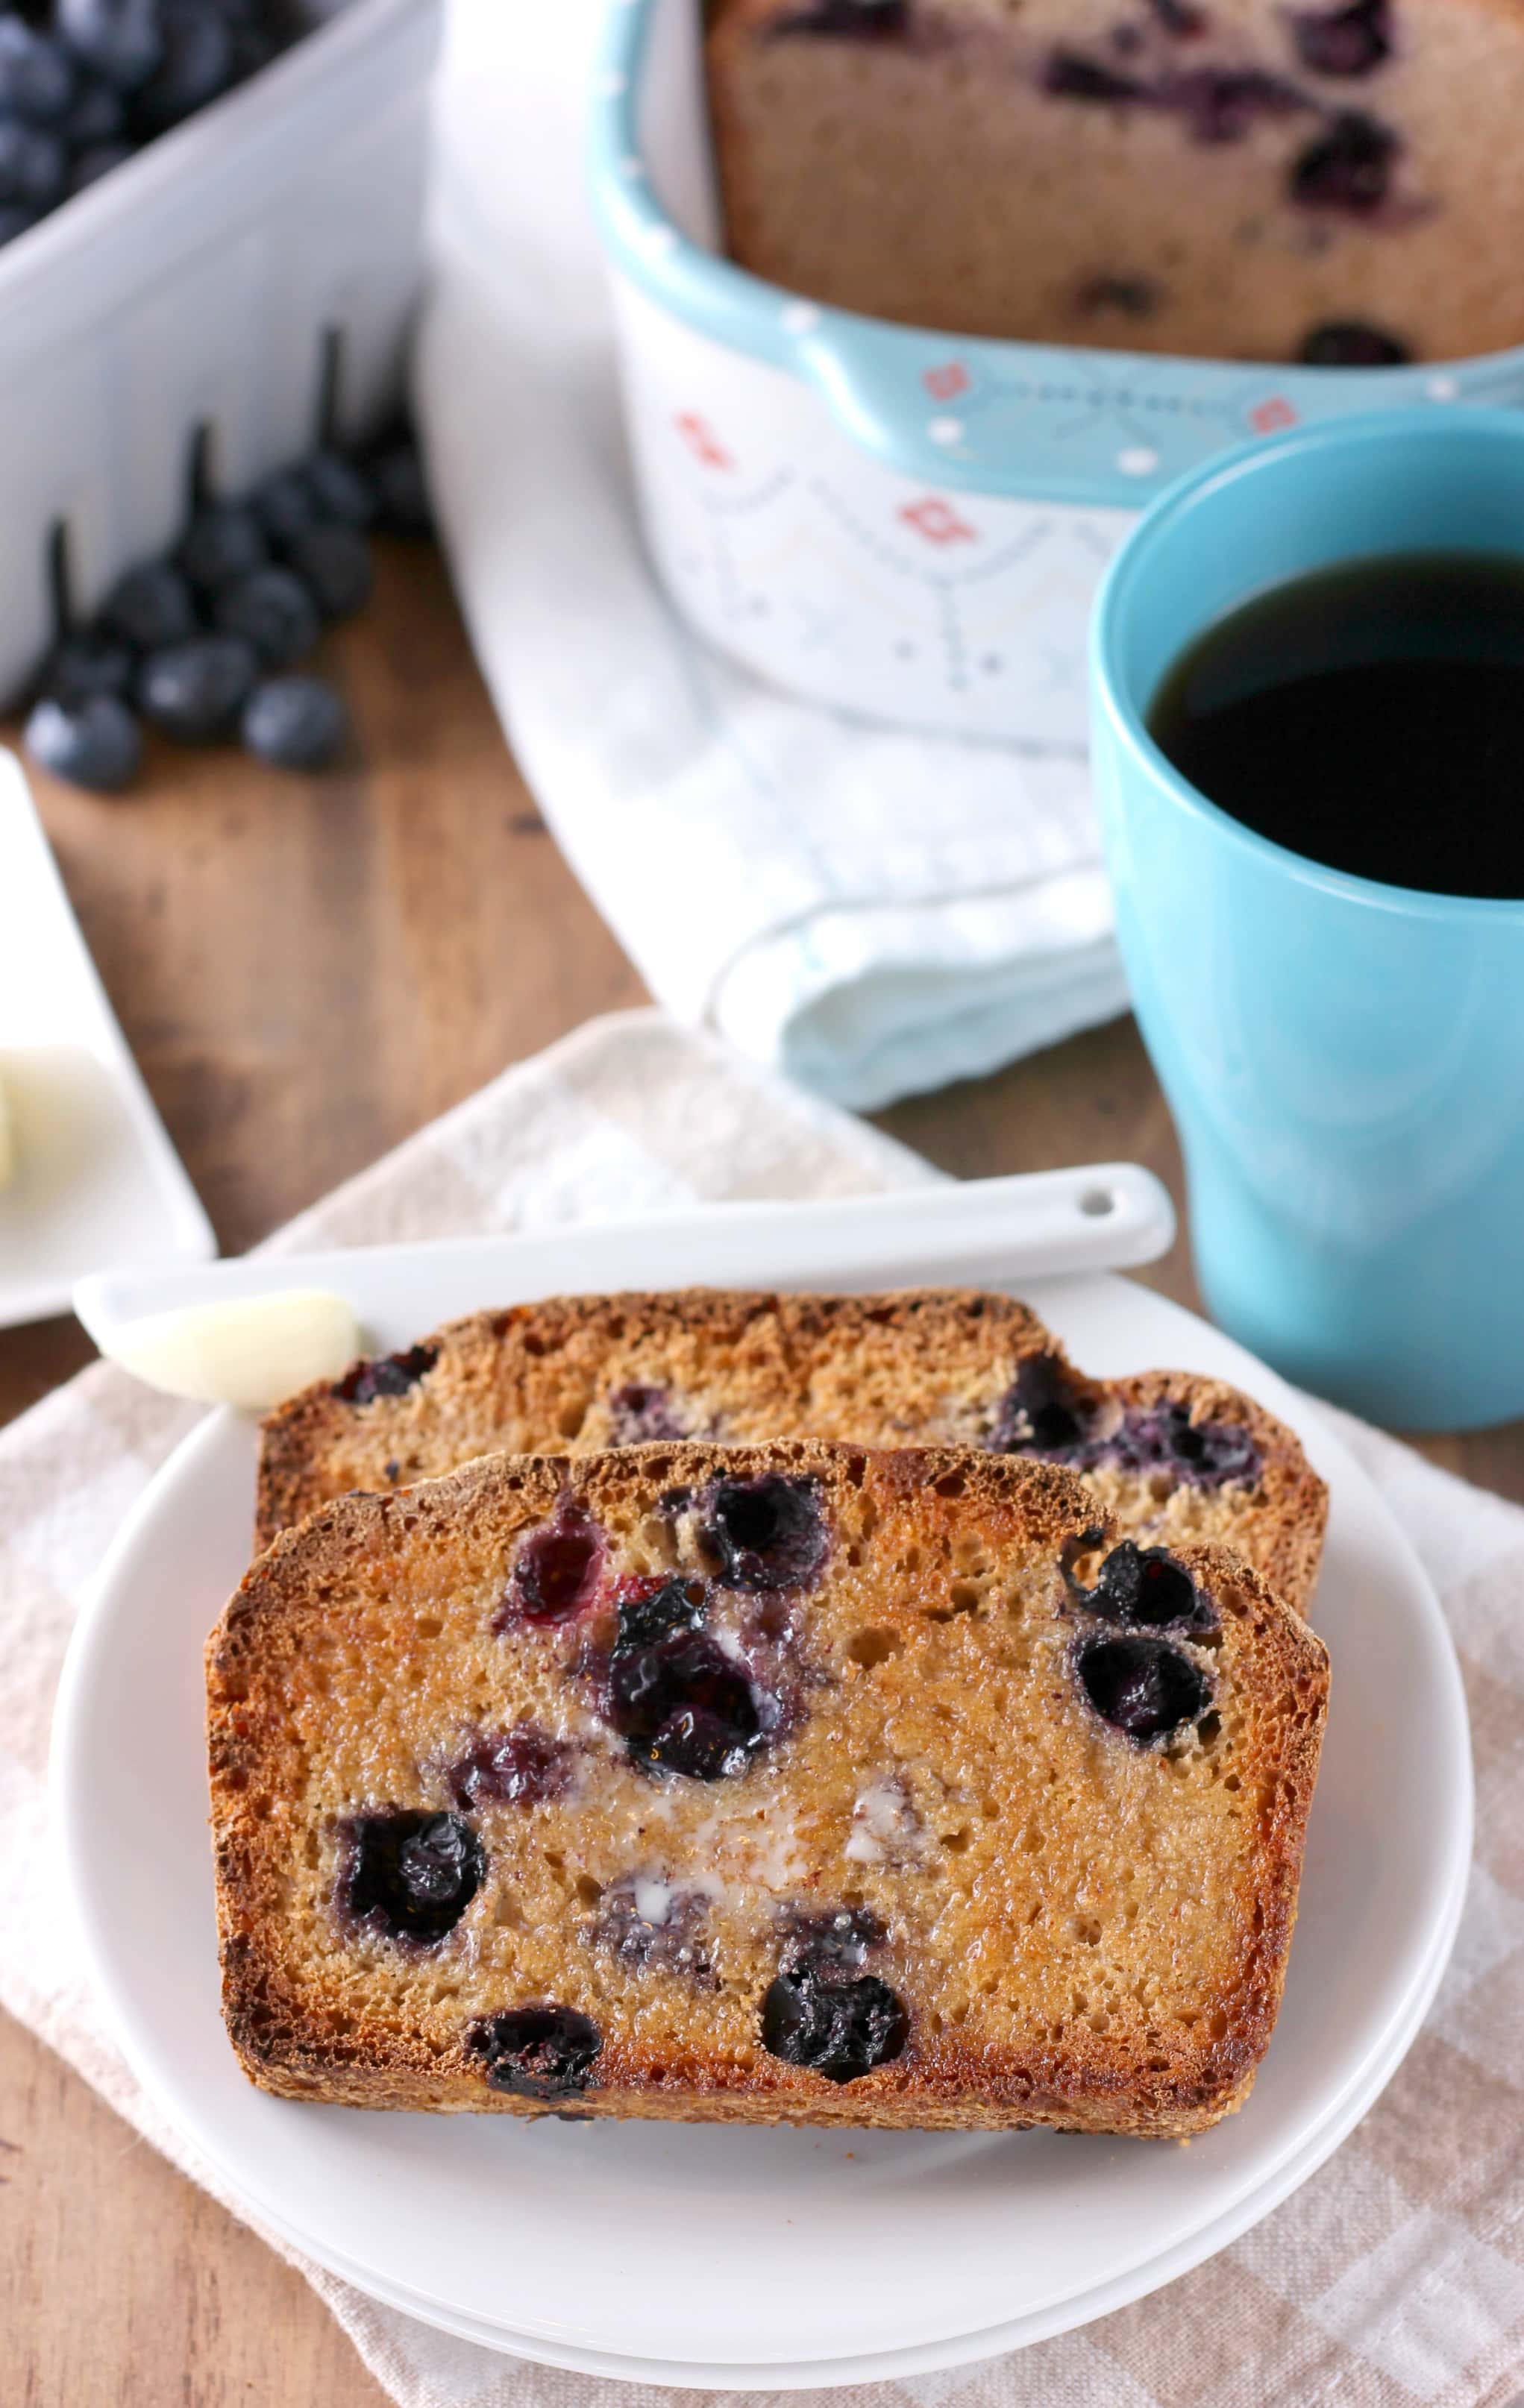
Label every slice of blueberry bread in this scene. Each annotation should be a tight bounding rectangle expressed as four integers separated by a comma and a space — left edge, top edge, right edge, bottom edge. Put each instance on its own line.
209, 1440, 1328, 2131
255, 1289, 1328, 1609
707, 0, 1524, 362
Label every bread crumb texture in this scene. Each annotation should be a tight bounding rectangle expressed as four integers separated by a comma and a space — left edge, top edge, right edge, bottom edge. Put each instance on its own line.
256, 1289, 1328, 1611
210, 1439, 1329, 2135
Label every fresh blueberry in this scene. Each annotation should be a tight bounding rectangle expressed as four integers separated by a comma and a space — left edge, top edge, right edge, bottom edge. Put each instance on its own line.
761, 1965, 908, 2082
61, 70, 125, 143
992, 1352, 1093, 1455
23, 692, 141, 792
465, 2005, 601, 2100
177, 504, 268, 592
368, 440, 434, 538
100, 559, 197, 649
498, 1507, 606, 1629
604, 1382, 687, 1443
0, 20, 77, 122
1043, 50, 1145, 101
242, 673, 348, 770
137, 635, 257, 741
341, 1809, 485, 1944
1074, 1539, 1211, 1631
1076, 1635, 1209, 1740
770, 0, 906, 37
1299, 317, 1410, 365
1290, 0, 1390, 78
131, 4, 230, 130
331, 1341, 438, 1403
213, 565, 319, 665
67, 136, 131, 189
40, 628, 136, 704
607, 1627, 762, 1779
251, 465, 319, 547
284, 523, 372, 620
0, 195, 35, 241
703, 1475, 827, 1593
592, 1877, 714, 1978
0, 116, 66, 206
445, 1722, 574, 1810
303, 450, 378, 529
57, 0, 163, 91
1291, 110, 1398, 211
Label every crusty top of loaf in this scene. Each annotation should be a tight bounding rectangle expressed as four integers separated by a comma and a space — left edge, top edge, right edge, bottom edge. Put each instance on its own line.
210, 1439, 1329, 2135
255, 1287, 1327, 1610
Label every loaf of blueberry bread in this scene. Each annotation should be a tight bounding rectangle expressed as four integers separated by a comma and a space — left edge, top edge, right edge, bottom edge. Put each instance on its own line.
256, 1289, 1328, 1609
706, 0, 1524, 363
209, 1440, 1328, 2130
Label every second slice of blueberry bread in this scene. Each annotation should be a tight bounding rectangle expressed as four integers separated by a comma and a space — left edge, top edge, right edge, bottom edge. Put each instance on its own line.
256, 1289, 1328, 1609
209, 1440, 1329, 2132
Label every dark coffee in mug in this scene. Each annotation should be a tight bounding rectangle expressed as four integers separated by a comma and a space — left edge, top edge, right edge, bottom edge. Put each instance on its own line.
1147, 551, 1524, 899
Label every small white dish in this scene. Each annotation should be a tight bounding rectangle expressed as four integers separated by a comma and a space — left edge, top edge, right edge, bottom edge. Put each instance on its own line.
0, 754, 213, 1327
52, 1241, 1471, 2380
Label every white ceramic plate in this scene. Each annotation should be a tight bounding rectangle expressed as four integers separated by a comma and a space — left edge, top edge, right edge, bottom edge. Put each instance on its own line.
54, 1248, 1472, 2378
0, 754, 213, 1326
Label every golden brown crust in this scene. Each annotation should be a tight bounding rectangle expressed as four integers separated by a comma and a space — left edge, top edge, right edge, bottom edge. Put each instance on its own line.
254, 1288, 1327, 1610
211, 1439, 1328, 2136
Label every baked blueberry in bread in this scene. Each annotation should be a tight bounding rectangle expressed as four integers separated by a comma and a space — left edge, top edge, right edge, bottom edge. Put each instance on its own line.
208, 1442, 1329, 2131
256, 1289, 1328, 1611
706, 0, 1524, 361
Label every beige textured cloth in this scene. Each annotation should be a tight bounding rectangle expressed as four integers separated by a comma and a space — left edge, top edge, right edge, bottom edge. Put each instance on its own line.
4, 1010, 1522, 2407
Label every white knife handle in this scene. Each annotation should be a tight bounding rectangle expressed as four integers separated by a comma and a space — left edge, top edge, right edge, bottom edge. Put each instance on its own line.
75, 1163, 1176, 1401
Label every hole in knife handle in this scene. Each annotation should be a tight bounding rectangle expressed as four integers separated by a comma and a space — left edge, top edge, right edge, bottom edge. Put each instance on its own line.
1079, 1188, 1117, 1219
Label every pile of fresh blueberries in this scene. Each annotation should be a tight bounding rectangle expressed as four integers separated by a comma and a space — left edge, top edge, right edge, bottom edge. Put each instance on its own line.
22, 426, 433, 788
0, 0, 296, 248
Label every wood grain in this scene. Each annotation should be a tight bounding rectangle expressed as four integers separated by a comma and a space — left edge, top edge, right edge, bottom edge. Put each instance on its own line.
4, 540, 1519, 2405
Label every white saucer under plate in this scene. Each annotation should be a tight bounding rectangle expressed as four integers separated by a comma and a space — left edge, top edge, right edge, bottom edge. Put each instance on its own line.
53, 1239, 1473, 2380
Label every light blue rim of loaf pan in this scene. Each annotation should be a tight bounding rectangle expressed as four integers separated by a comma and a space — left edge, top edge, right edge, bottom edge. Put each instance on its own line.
588, 0, 1524, 509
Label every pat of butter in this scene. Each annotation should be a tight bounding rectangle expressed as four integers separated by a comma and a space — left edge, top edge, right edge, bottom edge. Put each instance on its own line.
104, 1289, 362, 1411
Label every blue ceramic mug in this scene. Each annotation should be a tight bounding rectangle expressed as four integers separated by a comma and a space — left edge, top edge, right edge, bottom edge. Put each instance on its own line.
1091, 407, 1524, 1431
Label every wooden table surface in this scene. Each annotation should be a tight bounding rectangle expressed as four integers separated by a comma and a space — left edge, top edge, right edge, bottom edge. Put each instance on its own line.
7, 543, 1520, 2406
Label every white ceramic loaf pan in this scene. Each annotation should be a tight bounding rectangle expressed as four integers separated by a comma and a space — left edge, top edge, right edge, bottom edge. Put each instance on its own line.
589, 0, 1524, 746
0, 0, 442, 706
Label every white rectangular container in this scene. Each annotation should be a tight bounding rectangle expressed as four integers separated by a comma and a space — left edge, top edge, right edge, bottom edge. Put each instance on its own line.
0, 0, 442, 704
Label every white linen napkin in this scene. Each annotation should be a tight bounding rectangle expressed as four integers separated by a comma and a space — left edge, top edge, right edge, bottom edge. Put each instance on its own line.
413, 0, 1129, 1113
6, 1008, 1523, 2407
